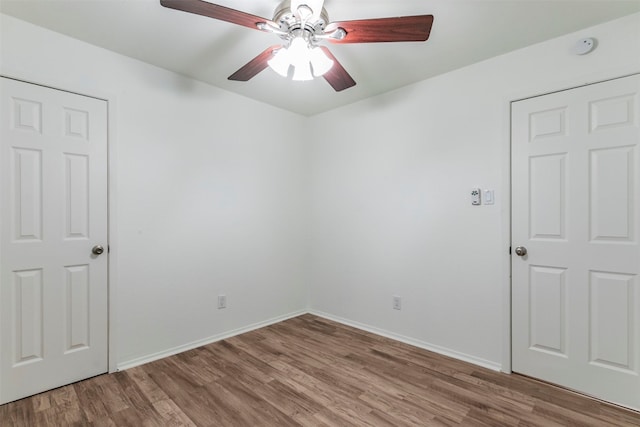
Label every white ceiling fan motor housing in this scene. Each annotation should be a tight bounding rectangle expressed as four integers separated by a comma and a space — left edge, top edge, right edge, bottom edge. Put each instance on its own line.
273, 0, 330, 35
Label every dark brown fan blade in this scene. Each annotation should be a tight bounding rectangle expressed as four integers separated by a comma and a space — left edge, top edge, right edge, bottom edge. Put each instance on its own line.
319, 47, 356, 92
326, 15, 433, 43
228, 46, 280, 81
160, 0, 269, 31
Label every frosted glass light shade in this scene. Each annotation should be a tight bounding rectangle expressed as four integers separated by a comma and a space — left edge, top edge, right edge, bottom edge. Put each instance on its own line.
288, 37, 311, 67
267, 36, 331, 81
310, 47, 333, 76
292, 63, 314, 81
268, 48, 291, 77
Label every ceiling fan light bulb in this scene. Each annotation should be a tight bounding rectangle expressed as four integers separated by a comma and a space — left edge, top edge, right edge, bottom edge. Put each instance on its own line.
292, 63, 314, 81
268, 48, 291, 77
310, 47, 333, 76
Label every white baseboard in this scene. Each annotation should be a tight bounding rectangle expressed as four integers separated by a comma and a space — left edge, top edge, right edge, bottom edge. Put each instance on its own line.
309, 309, 502, 372
117, 308, 501, 373
116, 309, 307, 371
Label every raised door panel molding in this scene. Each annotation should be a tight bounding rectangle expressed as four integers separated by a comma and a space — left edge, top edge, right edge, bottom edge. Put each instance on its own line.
13, 269, 44, 366
63, 107, 89, 140
11, 98, 42, 134
12, 148, 43, 242
64, 154, 90, 240
529, 107, 567, 142
589, 271, 636, 373
590, 146, 635, 242
590, 94, 637, 132
529, 266, 568, 356
64, 265, 90, 353
529, 154, 567, 240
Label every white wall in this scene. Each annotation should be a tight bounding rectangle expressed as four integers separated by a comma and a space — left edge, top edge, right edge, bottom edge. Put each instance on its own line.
2, 11, 640, 373
307, 13, 640, 369
1, 14, 309, 367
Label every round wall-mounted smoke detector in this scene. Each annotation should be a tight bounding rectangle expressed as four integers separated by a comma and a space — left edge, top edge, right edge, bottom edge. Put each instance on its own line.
572, 38, 597, 55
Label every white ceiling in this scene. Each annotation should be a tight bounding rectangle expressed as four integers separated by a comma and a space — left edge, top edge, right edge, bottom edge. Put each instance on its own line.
2, 0, 640, 116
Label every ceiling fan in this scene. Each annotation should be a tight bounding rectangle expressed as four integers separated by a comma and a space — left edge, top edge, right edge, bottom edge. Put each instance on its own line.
160, 0, 434, 91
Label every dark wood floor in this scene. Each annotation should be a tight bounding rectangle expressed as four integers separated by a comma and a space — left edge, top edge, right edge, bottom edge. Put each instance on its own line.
2, 314, 639, 426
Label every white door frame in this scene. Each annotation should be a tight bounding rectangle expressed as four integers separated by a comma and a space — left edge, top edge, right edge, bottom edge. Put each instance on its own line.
502, 70, 640, 375
0, 74, 119, 377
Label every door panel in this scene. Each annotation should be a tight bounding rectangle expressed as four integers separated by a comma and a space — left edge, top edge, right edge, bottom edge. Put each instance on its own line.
512, 74, 640, 410
528, 265, 567, 356
13, 268, 44, 365
529, 154, 567, 239
0, 77, 108, 404
590, 146, 634, 242
589, 271, 635, 371
65, 153, 91, 240
65, 264, 91, 353
13, 148, 43, 241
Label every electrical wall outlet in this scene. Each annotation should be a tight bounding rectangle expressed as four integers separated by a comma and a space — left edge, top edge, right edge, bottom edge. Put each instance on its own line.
393, 295, 402, 310
218, 294, 227, 309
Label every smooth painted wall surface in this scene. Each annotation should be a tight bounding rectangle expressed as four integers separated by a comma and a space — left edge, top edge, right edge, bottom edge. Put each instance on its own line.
1, 14, 309, 366
307, 13, 640, 368
2, 11, 640, 372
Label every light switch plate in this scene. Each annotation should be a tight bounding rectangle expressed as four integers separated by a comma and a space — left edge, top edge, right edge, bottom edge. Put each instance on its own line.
483, 190, 495, 205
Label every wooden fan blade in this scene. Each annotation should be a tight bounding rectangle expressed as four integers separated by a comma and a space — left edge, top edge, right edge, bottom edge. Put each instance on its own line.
326, 15, 433, 43
319, 47, 356, 92
228, 46, 280, 81
160, 0, 269, 31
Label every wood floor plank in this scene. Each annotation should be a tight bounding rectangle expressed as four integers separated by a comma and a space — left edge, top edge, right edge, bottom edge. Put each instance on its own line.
203, 340, 278, 384
532, 399, 627, 427
357, 389, 447, 425
211, 375, 298, 427
252, 379, 325, 419
124, 366, 169, 405
151, 398, 197, 427
2, 313, 639, 426
72, 377, 120, 422
141, 364, 218, 426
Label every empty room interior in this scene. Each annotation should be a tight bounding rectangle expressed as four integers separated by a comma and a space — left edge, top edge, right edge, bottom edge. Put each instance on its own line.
1, 0, 640, 425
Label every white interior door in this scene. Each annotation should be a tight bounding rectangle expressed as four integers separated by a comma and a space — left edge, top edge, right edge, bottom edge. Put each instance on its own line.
512, 74, 640, 410
0, 77, 108, 404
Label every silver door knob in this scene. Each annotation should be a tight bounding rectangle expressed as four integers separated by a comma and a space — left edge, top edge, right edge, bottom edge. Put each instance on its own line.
92, 245, 105, 255
514, 246, 527, 257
